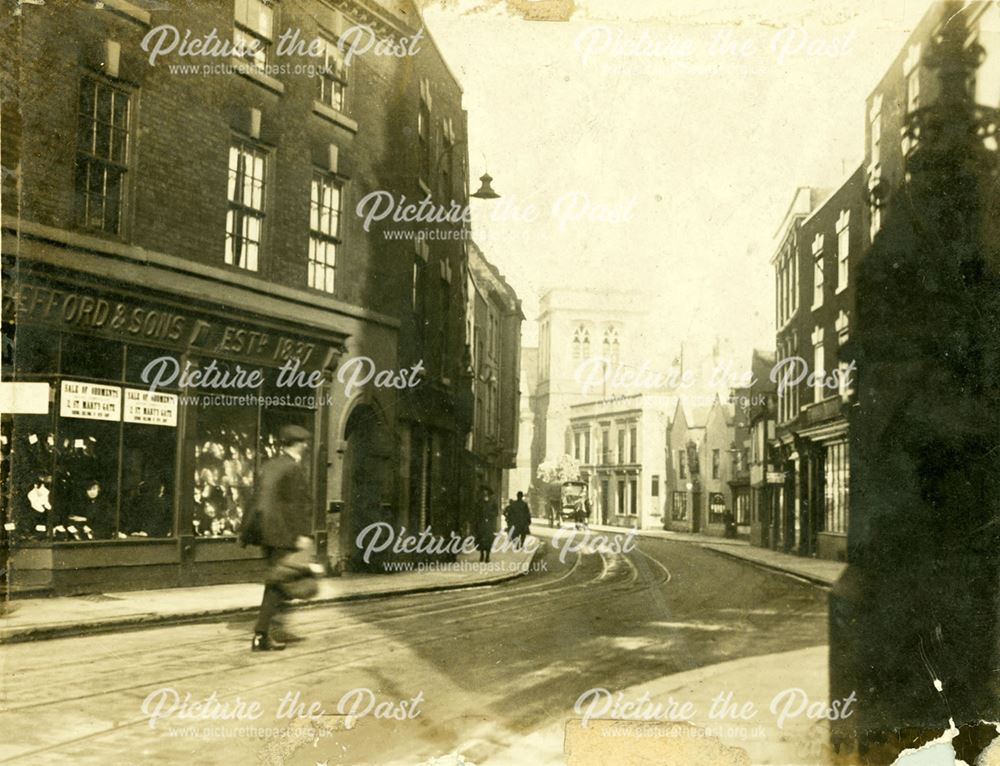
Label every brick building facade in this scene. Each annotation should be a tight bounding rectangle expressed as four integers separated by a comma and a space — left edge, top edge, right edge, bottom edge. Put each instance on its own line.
0, 0, 480, 592
771, 169, 864, 561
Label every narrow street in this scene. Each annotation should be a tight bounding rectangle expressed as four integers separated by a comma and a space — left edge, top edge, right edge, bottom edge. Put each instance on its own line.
0, 533, 828, 765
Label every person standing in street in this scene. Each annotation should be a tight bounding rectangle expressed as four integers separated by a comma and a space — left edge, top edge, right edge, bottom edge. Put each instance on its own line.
252, 425, 313, 652
509, 491, 531, 550
475, 486, 498, 563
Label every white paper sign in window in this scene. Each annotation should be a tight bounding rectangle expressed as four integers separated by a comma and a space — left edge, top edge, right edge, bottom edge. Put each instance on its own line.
60, 380, 122, 421
124, 388, 178, 427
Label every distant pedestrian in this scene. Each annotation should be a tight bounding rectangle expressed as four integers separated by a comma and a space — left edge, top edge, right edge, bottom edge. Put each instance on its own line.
475, 487, 498, 563
507, 491, 531, 549
251, 425, 314, 652
724, 509, 737, 539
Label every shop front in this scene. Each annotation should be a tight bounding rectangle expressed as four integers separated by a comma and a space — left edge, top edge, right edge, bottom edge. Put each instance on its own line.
799, 407, 850, 561
769, 438, 798, 554
2, 262, 345, 595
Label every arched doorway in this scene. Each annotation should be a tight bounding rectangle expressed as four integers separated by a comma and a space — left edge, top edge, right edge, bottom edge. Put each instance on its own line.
341, 403, 394, 570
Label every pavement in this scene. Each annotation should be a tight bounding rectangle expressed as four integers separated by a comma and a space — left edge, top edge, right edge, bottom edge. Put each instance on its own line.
486, 646, 833, 766
575, 521, 846, 587
0, 546, 538, 644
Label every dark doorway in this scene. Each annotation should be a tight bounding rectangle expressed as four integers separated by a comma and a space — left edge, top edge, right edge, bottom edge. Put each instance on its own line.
341, 404, 392, 570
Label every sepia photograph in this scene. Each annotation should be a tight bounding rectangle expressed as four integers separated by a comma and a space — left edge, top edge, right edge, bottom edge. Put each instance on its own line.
1, 0, 999, 763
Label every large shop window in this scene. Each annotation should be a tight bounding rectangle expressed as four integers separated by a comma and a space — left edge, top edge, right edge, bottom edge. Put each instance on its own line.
709, 492, 727, 523
735, 490, 750, 525
671, 491, 688, 520
6, 328, 319, 543
191, 364, 315, 538
824, 441, 849, 534
5, 413, 58, 541
193, 397, 257, 538
5, 332, 178, 542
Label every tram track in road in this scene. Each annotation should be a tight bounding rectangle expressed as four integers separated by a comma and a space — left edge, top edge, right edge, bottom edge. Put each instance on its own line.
6, 546, 534, 659
1, 539, 827, 765
9, 531, 665, 678
4, 542, 581, 676
0, 546, 664, 763
3, 542, 665, 719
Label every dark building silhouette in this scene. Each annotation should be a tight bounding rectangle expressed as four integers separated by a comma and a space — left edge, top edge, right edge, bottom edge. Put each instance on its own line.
830, 2, 1000, 760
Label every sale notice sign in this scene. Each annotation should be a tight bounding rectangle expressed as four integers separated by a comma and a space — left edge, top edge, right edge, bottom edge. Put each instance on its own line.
59, 380, 121, 421
124, 388, 178, 427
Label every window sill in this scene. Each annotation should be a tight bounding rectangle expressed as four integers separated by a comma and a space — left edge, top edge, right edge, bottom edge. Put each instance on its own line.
231, 58, 285, 95
48, 536, 176, 546
96, 0, 151, 26
811, 301, 823, 312
306, 284, 338, 298
835, 284, 848, 295
312, 100, 358, 133
220, 260, 261, 276
75, 223, 128, 244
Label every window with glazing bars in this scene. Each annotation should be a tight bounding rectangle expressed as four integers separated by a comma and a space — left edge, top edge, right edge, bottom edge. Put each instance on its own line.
226, 142, 267, 271
234, 0, 273, 66
76, 76, 130, 234
309, 173, 342, 292
318, 36, 347, 112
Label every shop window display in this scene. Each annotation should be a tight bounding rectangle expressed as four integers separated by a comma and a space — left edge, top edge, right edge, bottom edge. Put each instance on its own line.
190, 366, 318, 538
3, 331, 181, 541
194, 406, 258, 538
6, 414, 57, 541
5, 329, 320, 543
709, 492, 727, 523
120, 423, 175, 537
54, 419, 119, 540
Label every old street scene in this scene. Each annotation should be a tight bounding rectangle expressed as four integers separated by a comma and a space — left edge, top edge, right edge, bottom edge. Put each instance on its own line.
2, 1, 1000, 765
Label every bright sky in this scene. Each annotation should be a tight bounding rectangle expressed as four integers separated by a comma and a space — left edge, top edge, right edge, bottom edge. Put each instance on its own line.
421, 0, 930, 352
